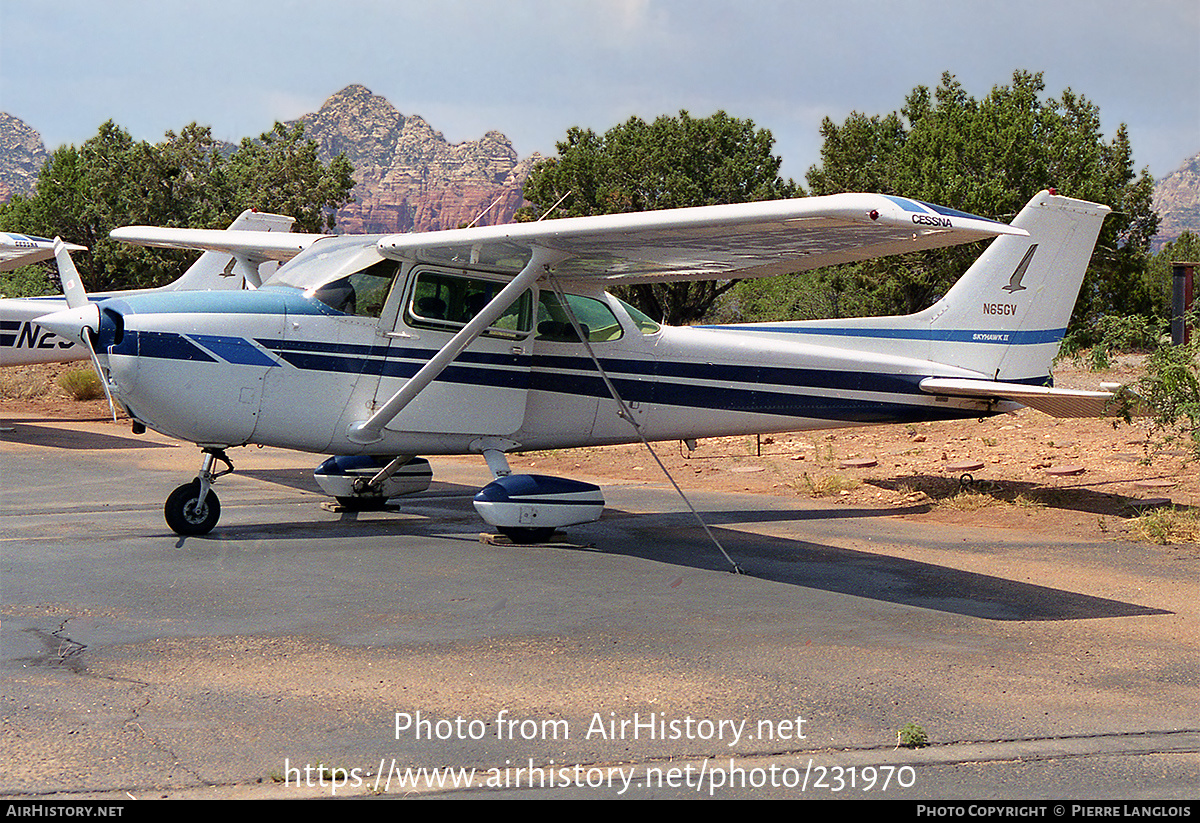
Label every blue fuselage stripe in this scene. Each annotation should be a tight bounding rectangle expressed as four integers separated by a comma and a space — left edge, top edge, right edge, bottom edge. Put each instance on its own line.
109, 329, 997, 424
703, 325, 1067, 345
190, 334, 280, 367
133, 331, 218, 362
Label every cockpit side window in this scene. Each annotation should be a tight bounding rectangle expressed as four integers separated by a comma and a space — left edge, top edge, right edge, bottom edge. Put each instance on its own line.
536, 292, 624, 343
404, 270, 533, 338
311, 258, 400, 318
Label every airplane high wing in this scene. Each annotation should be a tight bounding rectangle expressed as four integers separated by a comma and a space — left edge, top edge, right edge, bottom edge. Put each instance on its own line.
377, 193, 1024, 282
109, 222, 328, 264
35, 190, 1115, 542
1, 211, 326, 366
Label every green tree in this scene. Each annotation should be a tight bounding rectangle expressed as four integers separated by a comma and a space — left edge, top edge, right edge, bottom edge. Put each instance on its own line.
222, 122, 355, 234
0, 121, 355, 293
1072, 235, 1200, 460
796, 71, 1157, 323
1135, 313, 1200, 458
519, 111, 800, 324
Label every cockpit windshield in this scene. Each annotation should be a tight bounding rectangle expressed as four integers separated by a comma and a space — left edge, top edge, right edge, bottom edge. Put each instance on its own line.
263, 235, 386, 292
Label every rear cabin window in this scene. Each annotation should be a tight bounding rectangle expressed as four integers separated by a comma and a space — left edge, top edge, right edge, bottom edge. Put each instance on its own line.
405, 270, 533, 338
616, 297, 661, 335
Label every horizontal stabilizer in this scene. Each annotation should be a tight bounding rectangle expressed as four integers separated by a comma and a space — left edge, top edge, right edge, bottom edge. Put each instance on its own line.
919, 377, 1124, 418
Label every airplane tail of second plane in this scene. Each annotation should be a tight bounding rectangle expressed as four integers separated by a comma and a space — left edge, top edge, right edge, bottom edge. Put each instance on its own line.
161, 210, 297, 291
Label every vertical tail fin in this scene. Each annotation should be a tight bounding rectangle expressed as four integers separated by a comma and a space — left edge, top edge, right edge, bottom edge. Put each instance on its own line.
160, 210, 297, 292
923, 190, 1109, 382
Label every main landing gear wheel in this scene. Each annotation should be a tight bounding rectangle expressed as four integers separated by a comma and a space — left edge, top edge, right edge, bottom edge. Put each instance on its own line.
498, 526, 556, 544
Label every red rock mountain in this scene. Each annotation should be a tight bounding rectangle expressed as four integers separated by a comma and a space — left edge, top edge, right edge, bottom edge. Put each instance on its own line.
1151, 150, 1200, 248
292, 85, 539, 234
0, 113, 48, 205
0, 86, 540, 235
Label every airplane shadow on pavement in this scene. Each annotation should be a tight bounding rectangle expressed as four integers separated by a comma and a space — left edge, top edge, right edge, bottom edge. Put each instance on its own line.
165, 480, 1169, 624
2, 421, 176, 450
605, 507, 1170, 622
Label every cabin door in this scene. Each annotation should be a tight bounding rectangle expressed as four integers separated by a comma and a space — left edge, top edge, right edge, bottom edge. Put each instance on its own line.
374, 266, 534, 436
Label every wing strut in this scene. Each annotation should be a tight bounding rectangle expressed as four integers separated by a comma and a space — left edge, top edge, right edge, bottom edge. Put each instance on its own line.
346, 245, 567, 445
232, 254, 262, 288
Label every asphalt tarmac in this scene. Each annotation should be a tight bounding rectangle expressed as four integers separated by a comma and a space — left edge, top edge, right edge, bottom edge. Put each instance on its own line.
1, 412, 1197, 800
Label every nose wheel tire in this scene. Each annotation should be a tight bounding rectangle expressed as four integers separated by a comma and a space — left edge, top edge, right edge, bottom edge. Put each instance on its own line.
165, 480, 221, 535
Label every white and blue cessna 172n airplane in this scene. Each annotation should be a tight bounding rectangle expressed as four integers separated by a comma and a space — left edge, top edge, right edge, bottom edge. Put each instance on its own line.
1, 211, 317, 366
36, 189, 1114, 542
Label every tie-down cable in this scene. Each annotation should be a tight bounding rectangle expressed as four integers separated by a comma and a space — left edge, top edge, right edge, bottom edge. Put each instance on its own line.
547, 276, 742, 575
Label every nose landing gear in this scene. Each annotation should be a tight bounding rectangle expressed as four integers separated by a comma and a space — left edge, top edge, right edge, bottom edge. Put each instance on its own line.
165, 448, 233, 535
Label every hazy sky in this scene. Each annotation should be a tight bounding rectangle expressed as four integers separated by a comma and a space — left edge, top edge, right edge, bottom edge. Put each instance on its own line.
2, 0, 1197, 183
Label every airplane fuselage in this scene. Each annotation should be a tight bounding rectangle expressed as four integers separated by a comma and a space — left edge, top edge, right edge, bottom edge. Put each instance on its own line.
31, 191, 1109, 538
93, 264, 1002, 458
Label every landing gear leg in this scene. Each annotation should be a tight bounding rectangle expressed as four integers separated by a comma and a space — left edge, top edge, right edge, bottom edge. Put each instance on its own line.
165, 448, 233, 535
343, 454, 414, 507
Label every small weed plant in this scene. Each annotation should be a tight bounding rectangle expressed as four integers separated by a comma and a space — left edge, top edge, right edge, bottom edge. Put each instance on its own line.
896, 723, 929, 749
1131, 506, 1200, 545
802, 472, 859, 497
